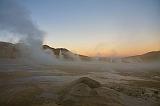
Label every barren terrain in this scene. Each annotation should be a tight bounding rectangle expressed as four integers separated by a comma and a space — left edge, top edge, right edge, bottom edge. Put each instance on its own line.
0, 59, 159, 106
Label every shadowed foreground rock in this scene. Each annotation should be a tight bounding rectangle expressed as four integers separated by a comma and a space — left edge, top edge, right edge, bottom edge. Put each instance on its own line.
70, 77, 101, 89
57, 77, 123, 106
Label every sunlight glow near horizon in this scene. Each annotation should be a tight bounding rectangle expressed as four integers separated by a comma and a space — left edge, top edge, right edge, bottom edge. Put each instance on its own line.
17, 0, 160, 57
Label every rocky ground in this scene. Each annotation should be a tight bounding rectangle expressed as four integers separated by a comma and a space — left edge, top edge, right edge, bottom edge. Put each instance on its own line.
0, 59, 160, 106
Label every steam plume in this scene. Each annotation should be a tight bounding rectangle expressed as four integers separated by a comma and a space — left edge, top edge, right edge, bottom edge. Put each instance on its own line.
0, 0, 60, 64
0, 0, 43, 45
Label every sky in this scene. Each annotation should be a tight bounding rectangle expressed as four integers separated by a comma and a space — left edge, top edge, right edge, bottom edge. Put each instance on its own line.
10, 0, 160, 57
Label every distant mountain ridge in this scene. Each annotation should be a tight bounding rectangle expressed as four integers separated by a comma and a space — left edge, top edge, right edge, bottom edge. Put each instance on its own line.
43, 45, 91, 61
0, 42, 19, 58
0, 41, 159, 62
122, 51, 160, 62
0, 42, 91, 60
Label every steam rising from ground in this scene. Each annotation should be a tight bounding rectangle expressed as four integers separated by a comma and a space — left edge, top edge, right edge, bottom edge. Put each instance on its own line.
0, 0, 60, 64
0, 0, 83, 64
0, 0, 160, 67
0, 0, 43, 45
0, 1, 159, 105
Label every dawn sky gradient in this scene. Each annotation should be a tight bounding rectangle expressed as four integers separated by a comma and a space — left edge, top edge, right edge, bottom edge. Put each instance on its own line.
19, 0, 160, 57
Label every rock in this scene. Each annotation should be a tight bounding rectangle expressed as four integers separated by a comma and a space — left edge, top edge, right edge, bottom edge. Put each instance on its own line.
71, 77, 101, 89
69, 83, 92, 96
57, 77, 123, 106
58, 77, 101, 98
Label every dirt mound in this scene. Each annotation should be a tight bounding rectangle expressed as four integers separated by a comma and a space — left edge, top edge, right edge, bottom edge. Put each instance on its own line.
57, 77, 123, 106
71, 77, 101, 88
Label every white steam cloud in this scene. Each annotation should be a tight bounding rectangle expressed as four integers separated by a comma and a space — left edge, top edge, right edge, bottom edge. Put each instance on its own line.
0, 0, 159, 66
0, 0, 60, 64
0, 0, 44, 45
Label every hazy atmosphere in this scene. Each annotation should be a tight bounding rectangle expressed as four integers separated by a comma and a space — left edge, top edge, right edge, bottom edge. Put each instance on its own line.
0, 0, 160, 106
1, 0, 160, 57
